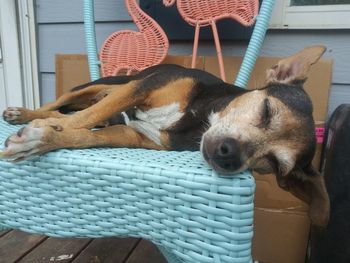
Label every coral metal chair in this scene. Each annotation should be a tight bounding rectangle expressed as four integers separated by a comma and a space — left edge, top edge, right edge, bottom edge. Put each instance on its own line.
162, 0, 259, 82
0, 0, 275, 263
100, 0, 169, 76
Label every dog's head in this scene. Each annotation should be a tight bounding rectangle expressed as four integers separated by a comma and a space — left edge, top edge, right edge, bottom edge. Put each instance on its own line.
201, 46, 330, 226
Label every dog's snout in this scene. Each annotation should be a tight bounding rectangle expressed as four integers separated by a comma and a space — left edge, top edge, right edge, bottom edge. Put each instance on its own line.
214, 138, 242, 171
202, 137, 243, 173
217, 139, 238, 158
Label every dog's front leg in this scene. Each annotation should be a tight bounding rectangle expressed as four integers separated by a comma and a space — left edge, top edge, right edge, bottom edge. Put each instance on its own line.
3, 107, 66, 125
1, 124, 169, 161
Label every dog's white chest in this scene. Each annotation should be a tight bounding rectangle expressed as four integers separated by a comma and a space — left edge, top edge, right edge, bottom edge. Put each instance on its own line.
126, 103, 184, 145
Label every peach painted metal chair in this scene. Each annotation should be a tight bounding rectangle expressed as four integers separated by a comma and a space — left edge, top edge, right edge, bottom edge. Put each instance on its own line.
163, 0, 259, 81
100, 0, 169, 76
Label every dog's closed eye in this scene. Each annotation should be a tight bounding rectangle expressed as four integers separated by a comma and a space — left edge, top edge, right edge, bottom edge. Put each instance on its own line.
261, 98, 271, 128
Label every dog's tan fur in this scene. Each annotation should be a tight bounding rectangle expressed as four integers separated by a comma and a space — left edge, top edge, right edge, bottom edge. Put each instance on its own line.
142, 78, 195, 110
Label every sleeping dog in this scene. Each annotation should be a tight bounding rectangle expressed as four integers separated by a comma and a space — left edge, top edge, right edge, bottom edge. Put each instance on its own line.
1, 46, 330, 226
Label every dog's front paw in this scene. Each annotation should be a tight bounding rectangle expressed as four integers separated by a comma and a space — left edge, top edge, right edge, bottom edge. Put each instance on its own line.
0, 124, 54, 162
3, 107, 33, 124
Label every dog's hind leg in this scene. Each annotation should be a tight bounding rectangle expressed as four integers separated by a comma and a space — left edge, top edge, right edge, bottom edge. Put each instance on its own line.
1, 124, 169, 161
3, 76, 133, 125
29, 79, 144, 130
2, 87, 105, 125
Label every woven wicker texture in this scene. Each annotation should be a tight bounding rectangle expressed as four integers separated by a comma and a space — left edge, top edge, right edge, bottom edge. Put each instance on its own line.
163, 0, 259, 26
100, 0, 169, 77
0, 119, 255, 263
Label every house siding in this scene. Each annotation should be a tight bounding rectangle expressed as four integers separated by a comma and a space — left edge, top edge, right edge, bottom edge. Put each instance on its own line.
35, 0, 350, 117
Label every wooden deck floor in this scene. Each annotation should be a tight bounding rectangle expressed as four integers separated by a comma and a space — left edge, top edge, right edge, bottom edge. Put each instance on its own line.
0, 230, 168, 263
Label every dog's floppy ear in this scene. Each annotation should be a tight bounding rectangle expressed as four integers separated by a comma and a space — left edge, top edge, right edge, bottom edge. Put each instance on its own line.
266, 45, 326, 85
275, 163, 330, 227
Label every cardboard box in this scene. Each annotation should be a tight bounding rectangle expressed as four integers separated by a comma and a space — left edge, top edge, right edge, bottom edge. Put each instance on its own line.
253, 173, 311, 263
55, 55, 91, 98
55, 54, 332, 263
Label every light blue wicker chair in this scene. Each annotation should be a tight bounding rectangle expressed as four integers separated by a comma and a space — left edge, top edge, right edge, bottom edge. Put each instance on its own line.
0, 1, 274, 262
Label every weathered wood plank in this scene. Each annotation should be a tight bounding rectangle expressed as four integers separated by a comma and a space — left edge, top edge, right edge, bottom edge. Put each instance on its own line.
125, 239, 167, 263
0, 230, 47, 263
72, 237, 139, 263
17, 237, 91, 263
0, 230, 10, 238
36, 0, 132, 23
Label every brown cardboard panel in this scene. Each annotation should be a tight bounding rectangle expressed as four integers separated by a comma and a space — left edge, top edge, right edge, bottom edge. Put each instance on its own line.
55, 54, 91, 98
253, 172, 309, 211
252, 208, 310, 263
204, 56, 243, 84
304, 60, 333, 122
204, 56, 333, 122
253, 172, 311, 263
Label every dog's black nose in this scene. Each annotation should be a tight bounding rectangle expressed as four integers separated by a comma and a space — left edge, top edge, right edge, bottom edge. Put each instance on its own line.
217, 138, 238, 157
213, 138, 242, 171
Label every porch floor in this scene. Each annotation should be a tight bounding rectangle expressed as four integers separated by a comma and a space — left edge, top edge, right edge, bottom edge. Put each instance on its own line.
0, 230, 167, 263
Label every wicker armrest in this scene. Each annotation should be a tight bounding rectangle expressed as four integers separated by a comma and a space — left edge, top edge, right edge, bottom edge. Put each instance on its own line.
0, 119, 255, 263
